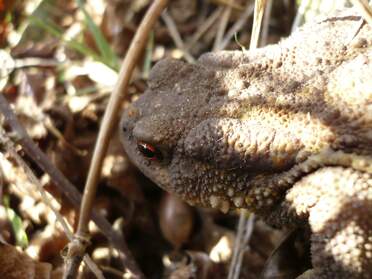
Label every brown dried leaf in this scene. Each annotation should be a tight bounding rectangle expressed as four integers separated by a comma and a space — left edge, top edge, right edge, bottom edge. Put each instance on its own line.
28, 227, 68, 263
0, 243, 52, 279
159, 193, 194, 249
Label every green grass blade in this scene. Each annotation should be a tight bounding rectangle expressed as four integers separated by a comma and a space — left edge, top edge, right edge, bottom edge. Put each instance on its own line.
4, 196, 29, 249
29, 15, 108, 65
76, 0, 119, 71
142, 31, 154, 79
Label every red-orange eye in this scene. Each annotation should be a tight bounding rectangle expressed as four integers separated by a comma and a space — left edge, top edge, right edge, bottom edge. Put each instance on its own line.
137, 141, 162, 161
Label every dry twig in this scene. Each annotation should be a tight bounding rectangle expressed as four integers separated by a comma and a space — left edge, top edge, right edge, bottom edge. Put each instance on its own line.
213, 0, 234, 51
350, 0, 372, 25
0, 132, 105, 279
249, 0, 267, 50
186, 7, 224, 51
291, 0, 310, 32
219, 2, 255, 50
0, 92, 140, 278
228, 1, 266, 279
64, 0, 169, 278
260, 0, 273, 46
161, 11, 195, 63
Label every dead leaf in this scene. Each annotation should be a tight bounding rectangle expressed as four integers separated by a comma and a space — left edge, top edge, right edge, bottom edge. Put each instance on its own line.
0, 243, 52, 279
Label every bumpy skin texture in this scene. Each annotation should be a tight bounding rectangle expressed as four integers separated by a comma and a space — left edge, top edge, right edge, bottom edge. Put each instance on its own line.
120, 9, 372, 278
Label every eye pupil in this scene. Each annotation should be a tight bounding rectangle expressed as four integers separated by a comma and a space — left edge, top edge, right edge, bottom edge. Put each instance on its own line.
137, 141, 162, 160
138, 143, 155, 158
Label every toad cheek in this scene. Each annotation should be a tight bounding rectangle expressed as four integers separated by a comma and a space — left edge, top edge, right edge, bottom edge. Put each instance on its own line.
141, 164, 172, 192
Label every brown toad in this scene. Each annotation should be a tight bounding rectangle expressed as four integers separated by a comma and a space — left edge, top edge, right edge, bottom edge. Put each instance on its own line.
120, 9, 372, 278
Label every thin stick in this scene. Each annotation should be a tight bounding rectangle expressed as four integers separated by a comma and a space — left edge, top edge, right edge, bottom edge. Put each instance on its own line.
260, 0, 272, 47
213, 0, 234, 51
350, 0, 372, 25
214, 0, 243, 11
1, 132, 105, 279
291, 0, 310, 32
229, 1, 267, 278
0, 93, 141, 278
219, 2, 255, 50
65, 0, 169, 278
233, 214, 255, 279
227, 210, 246, 279
161, 11, 195, 63
186, 7, 224, 51
249, 0, 267, 50
1, 134, 74, 239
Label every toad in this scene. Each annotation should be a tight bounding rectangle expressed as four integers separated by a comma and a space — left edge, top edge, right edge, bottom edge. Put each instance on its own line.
120, 9, 372, 278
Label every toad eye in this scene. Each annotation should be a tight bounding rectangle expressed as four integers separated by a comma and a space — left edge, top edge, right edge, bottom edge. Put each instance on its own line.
137, 141, 163, 161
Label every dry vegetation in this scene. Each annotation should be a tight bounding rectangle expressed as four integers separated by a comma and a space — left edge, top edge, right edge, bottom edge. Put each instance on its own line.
0, 0, 358, 278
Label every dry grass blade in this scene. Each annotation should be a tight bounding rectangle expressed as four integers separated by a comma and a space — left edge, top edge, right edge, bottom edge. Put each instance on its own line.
186, 7, 224, 50
229, 1, 267, 279
63, 1, 169, 278
0, 92, 136, 276
161, 11, 195, 63
212, 0, 244, 11
219, 2, 255, 50
260, 0, 273, 46
250, 0, 267, 50
234, 214, 255, 278
213, 0, 234, 51
0, 133, 105, 279
350, 0, 372, 25
291, 0, 310, 32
